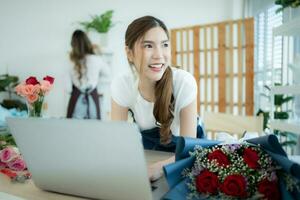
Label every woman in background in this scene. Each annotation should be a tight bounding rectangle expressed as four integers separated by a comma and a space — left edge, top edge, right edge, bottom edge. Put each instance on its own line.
111, 16, 204, 180
67, 30, 109, 119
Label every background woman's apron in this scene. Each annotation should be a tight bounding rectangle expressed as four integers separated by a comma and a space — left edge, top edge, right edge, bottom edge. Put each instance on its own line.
66, 85, 101, 119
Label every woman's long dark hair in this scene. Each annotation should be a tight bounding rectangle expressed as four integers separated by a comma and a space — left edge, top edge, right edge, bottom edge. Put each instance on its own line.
125, 16, 174, 144
70, 30, 94, 82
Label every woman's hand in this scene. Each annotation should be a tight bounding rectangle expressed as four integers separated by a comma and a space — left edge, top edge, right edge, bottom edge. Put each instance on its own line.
147, 156, 175, 181
148, 161, 164, 181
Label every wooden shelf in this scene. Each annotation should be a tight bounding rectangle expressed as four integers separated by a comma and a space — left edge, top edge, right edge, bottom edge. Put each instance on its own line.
270, 120, 300, 135
273, 16, 300, 36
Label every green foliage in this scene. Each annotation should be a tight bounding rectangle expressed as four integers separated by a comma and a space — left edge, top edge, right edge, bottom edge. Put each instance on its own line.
1, 99, 27, 110
0, 133, 16, 150
80, 10, 114, 33
257, 83, 296, 147
275, 0, 300, 13
0, 74, 19, 95
0, 73, 26, 110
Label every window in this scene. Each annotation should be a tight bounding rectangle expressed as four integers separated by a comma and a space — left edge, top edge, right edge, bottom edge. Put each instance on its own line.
254, 5, 283, 112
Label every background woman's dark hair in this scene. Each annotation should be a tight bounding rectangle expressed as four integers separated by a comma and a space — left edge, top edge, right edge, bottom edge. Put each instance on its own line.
70, 29, 94, 82
125, 16, 174, 144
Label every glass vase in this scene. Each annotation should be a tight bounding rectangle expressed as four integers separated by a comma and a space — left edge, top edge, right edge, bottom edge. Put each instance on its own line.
27, 96, 44, 117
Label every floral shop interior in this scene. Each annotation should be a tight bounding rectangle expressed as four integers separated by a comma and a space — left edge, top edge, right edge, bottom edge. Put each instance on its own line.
0, 0, 300, 200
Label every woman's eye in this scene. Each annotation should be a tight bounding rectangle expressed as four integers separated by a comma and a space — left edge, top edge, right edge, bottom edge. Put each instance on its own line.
163, 43, 169, 47
144, 44, 152, 48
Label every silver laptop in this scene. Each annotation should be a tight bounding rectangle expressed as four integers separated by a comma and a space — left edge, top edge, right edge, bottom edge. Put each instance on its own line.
6, 117, 152, 200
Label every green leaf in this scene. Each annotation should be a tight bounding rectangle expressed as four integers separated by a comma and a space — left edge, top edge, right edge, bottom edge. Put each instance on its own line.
280, 140, 297, 147
79, 10, 114, 33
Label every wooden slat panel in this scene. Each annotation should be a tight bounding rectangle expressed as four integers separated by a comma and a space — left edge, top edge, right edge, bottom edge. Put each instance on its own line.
237, 21, 243, 114
171, 30, 177, 66
244, 18, 254, 115
218, 23, 226, 113
174, 46, 247, 54
203, 26, 208, 110
210, 25, 215, 111
180, 30, 184, 67
193, 27, 200, 114
229, 22, 234, 113
187, 29, 190, 71
171, 18, 254, 116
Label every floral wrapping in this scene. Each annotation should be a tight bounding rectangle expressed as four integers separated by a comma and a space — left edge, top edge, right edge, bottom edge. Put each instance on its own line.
163, 135, 300, 200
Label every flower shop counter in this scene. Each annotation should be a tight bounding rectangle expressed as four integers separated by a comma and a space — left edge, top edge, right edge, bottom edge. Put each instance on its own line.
0, 150, 174, 200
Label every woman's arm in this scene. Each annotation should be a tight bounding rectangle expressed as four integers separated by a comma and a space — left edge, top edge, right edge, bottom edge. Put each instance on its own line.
148, 100, 197, 181
111, 99, 128, 121
179, 100, 197, 138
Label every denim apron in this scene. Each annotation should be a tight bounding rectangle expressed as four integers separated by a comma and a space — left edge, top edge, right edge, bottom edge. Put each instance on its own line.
66, 85, 101, 119
140, 119, 205, 153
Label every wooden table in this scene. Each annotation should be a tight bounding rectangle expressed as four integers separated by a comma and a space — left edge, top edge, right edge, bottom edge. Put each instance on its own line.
0, 150, 174, 200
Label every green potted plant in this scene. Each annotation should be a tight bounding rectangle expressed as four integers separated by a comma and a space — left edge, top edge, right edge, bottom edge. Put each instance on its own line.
0, 74, 26, 110
275, 0, 300, 13
257, 83, 296, 148
80, 10, 114, 33
79, 10, 114, 48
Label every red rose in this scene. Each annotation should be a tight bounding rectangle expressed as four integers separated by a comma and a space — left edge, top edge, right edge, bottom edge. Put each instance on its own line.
25, 76, 39, 85
43, 75, 55, 84
208, 149, 230, 166
220, 174, 247, 198
243, 148, 260, 169
196, 170, 219, 194
258, 179, 281, 200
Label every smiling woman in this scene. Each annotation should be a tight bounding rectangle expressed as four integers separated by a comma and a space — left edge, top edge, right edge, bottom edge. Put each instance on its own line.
110, 16, 204, 181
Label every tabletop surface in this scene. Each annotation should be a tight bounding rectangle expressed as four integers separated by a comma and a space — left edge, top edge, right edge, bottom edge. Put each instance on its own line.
0, 150, 174, 200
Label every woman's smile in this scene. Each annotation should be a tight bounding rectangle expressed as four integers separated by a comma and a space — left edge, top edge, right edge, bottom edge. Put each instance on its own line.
149, 63, 164, 72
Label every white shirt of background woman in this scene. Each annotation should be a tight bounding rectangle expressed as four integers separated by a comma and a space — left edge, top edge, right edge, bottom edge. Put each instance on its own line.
70, 54, 110, 92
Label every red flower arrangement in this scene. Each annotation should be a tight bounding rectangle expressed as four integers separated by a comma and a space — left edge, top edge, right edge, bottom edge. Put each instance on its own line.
184, 143, 285, 199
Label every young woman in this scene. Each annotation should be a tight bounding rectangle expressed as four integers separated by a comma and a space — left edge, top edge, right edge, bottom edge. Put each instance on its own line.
67, 30, 109, 119
111, 16, 203, 180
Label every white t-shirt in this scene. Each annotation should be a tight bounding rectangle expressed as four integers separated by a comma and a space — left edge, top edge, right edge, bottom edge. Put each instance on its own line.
111, 67, 197, 136
70, 54, 110, 92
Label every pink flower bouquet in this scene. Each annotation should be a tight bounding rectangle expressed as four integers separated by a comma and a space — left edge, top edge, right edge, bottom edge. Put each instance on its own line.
0, 146, 30, 182
15, 76, 54, 117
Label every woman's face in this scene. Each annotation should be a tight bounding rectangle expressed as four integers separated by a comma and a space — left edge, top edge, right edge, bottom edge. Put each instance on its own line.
128, 27, 171, 82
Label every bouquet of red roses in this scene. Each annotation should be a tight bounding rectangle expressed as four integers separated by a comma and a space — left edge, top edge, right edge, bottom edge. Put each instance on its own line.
183, 142, 298, 200
163, 136, 300, 200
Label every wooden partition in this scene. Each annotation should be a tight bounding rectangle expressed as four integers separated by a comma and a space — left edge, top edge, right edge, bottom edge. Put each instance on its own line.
170, 18, 254, 116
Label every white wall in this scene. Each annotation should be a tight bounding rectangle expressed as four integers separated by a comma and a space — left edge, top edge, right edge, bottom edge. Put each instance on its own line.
0, 0, 244, 117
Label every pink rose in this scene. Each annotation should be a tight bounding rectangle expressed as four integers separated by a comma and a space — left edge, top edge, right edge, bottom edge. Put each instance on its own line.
0, 147, 19, 163
0, 160, 7, 168
43, 75, 54, 84
40, 80, 53, 94
26, 93, 39, 103
25, 76, 39, 85
22, 84, 40, 96
7, 157, 27, 171
15, 83, 26, 96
